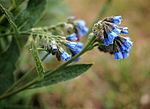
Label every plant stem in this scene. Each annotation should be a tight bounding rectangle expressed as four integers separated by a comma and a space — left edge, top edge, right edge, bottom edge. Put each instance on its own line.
0, 79, 37, 101
2, 52, 49, 94
47, 36, 96, 73
0, 36, 96, 101
0, 0, 112, 100
0, 1, 16, 24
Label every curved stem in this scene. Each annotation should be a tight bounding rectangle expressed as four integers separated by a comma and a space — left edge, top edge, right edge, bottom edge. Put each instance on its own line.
47, 36, 96, 73
2, 52, 49, 94
0, 0, 112, 100
0, 79, 37, 100
0, 36, 96, 101
0, 3, 16, 24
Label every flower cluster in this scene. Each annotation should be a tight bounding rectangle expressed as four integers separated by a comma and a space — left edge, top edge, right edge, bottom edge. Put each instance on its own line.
67, 17, 89, 41
42, 39, 84, 61
36, 17, 88, 61
92, 16, 133, 60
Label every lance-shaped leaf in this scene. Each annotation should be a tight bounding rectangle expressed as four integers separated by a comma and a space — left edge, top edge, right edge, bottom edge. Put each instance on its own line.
31, 42, 45, 77
0, 4, 20, 95
15, 0, 46, 31
33, 64, 93, 88
0, 37, 20, 95
0, 3, 18, 32
0, 3, 18, 53
0, 103, 34, 109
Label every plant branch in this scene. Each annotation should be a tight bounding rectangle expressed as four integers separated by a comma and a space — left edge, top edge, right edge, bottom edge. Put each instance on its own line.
0, 52, 49, 96
0, 0, 113, 100
0, 2, 16, 24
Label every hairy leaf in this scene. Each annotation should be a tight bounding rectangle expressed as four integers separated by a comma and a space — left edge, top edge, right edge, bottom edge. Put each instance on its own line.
0, 3, 18, 32
31, 42, 45, 77
0, 37, 20, 95
15, 0, 26, 6
0, 103, 34, 109
0, 3, 20, 95
33, 64, 93, 88
15, 0, 46, 31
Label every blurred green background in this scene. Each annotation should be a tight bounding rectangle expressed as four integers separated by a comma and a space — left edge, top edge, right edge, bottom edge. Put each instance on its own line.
2, 0, 150, 109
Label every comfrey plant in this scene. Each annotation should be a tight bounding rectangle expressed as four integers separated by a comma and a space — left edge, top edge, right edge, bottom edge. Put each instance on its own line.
0, 1, 133, 101
92, 16, 133, 60
30, 17, 87, 62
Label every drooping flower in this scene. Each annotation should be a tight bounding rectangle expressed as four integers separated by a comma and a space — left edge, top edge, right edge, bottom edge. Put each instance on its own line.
66, 17, 89, 41
114, 36, 133, 60
107, 16, 122, 25
66, 42, 83, 54
98, 36, 133, 60
76, 20, 89, 40
67, 33, 77, 41
120, 27, 129, 35
50, 44, 58, 55
60, 51, 72, 61
114, 51, 123, 60
92, 16, 130, 47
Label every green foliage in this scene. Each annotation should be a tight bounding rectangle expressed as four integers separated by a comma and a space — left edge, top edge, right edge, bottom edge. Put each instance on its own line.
0, 0, 47, 95
0, 37, 20, 95
0, 3, 18, 32
0, 4, 20, 95
0, 103, 34, 109
15, 0, 46, 31
0, 0, 93, 102
34, 64, 93, 88
31, 42, 45, 77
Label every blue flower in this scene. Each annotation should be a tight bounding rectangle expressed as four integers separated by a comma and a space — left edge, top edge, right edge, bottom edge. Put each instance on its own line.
103, 23, 122, 46
66, 42, 77, 49
50, 44, 58, 55
51, 44, 58, 52
121, 27, 128, 35
111, 16, 122, 25
120, 37, 133, 51
104, 30, 119, 46
124, 39, 133, 48
93, 16, 133, 60
81, 27, 89, 34
67, 33, 77, 41
114, 51, 123, 60
104, 38, 113, 46
60, 51, 72, 61
77, 20, 89, 37
66, 42, 83, 54
113, 28, 121, 34
122, 51, 129, 59
76, 42, 84, 48
115, 36, 133, 60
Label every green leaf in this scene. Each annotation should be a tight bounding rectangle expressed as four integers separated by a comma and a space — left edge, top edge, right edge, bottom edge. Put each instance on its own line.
34, 64, 93, 88
0, 37, 20, 95
0, 3, 18, 32
15, 0, 26, 6
0, 103, 34, 109
31, 42, 45, 77
15, 0, 46, 31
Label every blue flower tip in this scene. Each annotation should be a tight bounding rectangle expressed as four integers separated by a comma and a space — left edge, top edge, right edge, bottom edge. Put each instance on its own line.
61, 52, 72, 61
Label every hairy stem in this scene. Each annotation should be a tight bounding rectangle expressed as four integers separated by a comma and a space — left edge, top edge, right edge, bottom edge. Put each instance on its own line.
0, 2, 16, 24
1, 52, 49, 95
0, 35, 96, 101
0, 0, 112, 100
